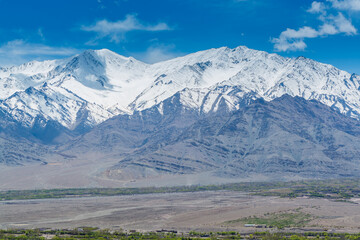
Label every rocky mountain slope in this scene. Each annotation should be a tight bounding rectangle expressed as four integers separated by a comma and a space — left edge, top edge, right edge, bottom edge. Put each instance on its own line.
1, 46, 360, 183
1, 46, 360, 143
71, 95, 360, 180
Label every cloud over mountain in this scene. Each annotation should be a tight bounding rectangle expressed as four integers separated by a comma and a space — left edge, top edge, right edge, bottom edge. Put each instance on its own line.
81, 14, 172, 43
272, 0, 358, 52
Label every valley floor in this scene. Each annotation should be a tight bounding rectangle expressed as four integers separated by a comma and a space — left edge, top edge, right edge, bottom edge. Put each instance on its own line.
0, 158, 274, 190
1, 191, 360, 233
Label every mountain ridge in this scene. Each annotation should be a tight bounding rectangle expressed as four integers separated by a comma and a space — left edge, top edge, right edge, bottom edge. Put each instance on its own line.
0, 46, 360, 143
2, 93, 360, 185
105, 94, 360, 180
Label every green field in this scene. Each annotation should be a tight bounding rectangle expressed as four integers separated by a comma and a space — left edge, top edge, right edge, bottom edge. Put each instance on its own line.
1, 228, 360, 240
225, 208, 314, 229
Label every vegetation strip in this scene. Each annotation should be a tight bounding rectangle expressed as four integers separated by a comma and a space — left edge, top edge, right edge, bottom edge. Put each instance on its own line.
1, 178, 360, 201
224, 208, 314, 229
1, 228, 360, 239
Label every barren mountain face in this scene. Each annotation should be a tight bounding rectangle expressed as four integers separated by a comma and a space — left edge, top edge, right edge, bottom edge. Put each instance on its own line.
1, 46, 360, 183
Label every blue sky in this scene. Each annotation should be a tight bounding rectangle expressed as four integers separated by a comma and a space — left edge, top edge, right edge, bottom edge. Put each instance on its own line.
0, 0, 360, 74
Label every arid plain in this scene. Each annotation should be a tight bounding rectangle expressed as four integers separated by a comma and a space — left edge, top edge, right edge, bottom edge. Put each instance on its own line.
1, 191, 360, 233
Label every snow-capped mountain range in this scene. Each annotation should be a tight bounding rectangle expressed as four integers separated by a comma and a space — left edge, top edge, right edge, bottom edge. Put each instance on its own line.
1, 46, 360, 131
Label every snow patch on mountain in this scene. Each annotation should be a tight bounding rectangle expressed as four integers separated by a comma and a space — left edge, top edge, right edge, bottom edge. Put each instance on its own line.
0, 46, 359, 130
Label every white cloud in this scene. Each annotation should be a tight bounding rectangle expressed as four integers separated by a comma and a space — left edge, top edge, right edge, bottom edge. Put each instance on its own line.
279, 26, 319, 39
81, 14, 172, 43
0, 40, 79, 66
134, 44, 183, 64
37, 28, 44, 40
319, 23, 338, 34
272, 27, 318, 52
272, 39, 308, 52
332, 12, 357, 34
272, 1, 358, 52
308, 1, 326, 13
329, 0, 360, 11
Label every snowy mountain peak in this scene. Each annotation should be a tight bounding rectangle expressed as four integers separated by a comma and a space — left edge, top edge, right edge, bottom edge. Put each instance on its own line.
77, 48, 145, 66
0, 46, 360, 131
91, 48, 132, 60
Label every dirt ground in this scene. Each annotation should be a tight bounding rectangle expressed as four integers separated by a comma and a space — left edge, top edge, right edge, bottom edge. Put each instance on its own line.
0, 159, 298, 191
1, 191, 360, 233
